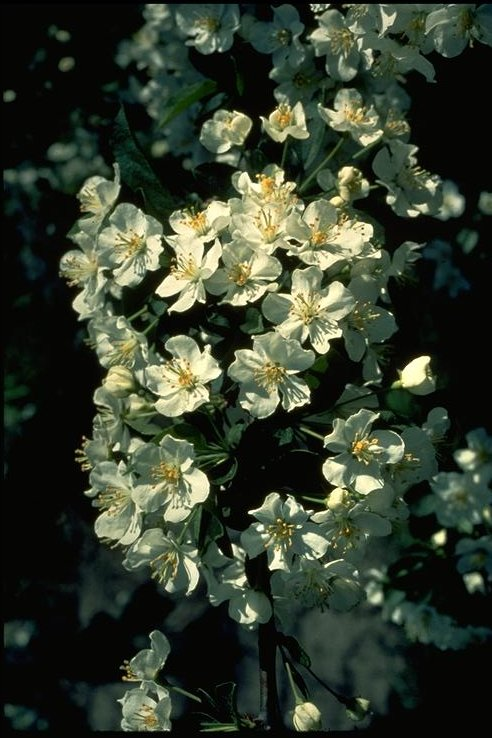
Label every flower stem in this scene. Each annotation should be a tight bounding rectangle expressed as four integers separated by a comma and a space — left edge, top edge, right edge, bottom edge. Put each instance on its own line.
141, 317, 160, 336
299, 425, 325, 442
299, 135, 345, 194
280, 138, 289, 170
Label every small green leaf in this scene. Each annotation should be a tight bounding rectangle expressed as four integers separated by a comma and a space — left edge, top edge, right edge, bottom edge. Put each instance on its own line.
311, 355, 329, 374
279, 634, 311, 668
240, 308, 264, 335
159, 79, 218, 127
304, 373, 320, 390
274, 427, 294, 446
112, 105, 175, 220
384, 388, 418, 419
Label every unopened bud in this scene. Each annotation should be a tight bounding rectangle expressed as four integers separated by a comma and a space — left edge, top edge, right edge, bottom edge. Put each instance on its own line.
292, 702, 322, 732
103, 365, 136, 397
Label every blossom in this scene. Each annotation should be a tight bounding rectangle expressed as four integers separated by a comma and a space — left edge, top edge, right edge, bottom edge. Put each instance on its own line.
454, 427, 492, 483
120, 630, 171, 685
75, 163, 120, 235
243, 4, 306, 68
425, 471, 492, 532
396, 355, 436, 396
200, 109, 252, 154
119, 683, 171, 732
309, 8, 366, 81
168, 201, 230, 243
203, 543, 272, 629
261, 101, 309, 143
87, 315, 151, 371
318, 88, 382, 146
426, 4, 492, 58
155, 237, 221, 313
241, 492, 328, 571
144, 335, 222, 417
284, 199, 373, 270
88, 460, 142, 547
372, 140, 442, 218
59, 229, 109, 320
132, 435, 210, 522
262, 267, 355, 354
123, 528, 200, 596
98, 202, 164, 287
103, 365, 137, 398
271, 557, 363, 613
205, 239, 282, 306
174, 4, 240, 54
227, 332, 314, 419
322, 409, 405, 494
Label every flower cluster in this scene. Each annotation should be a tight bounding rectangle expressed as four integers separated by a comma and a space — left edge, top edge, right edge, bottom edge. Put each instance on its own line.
60, 3, 492, 732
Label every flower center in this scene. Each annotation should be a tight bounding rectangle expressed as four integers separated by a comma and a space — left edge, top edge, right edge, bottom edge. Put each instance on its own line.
348, 301, 379, 332
151, 550, 179, 584
182, 209, 208, 236
290, 293, 321, 324
137, 705, 159, 729
273, 104, 293, 130
165, 359, 199, 390
152, 462, 182, 486
60, 253, 98, 286
94, 487, 129, 516
115, 230, 145, 258
254, 361, 286, 391
329, 28, 354, 56
265, 517, 295, 549
275, 28, 292, 46
107, 337, 139, 368
228, 261, 252, 286
343, 103, 366, 124
170, 253, 200, 281
351, 435, 380, 464
196, 15, 220, 33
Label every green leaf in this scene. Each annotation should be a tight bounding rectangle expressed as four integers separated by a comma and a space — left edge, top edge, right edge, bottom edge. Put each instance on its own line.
159, 79, 218, 127
304, 373, 320, 390
212, 458, 238, 485
274, 427, 294, 446
112, 105, 175, 220
384, 388, 418, 419
279, 634, 311, 668
240, 307, 264, 335
311, 355, 329, 374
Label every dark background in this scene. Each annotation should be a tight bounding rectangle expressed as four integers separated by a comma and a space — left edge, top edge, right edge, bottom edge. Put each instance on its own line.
3, 4, 491, 733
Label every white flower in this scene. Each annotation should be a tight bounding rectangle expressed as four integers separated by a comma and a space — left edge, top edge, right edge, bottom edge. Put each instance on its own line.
285, 199, 373, 270
200, 109, 252, 154
244, 4, 306, 67
436, 180, 465, 221
155, 237, 221, 313
427, 471, 492, 532
262, 266, 355, 354
203, 543, 272, 629
227, 332, 314, 419
372, 140, 442, 218
261, 101, 309, 143
103, 365, 137, 397
59, 230, 109, 320
119, 682, 171, 732
454, 428, 492, 483
132, 435, 210, 522
120, 630, 171, 685
168, 201, 230, 243
174, 3, 240, 54
318, 89, 382, 146
144, 335, 222, 417
88, 460, 142, 547
123, 528, 200, 596
426, 4, 492, 58
309, 8, 365, 81
240, 492, 329, 571
98, 203, 164, 287
292, 702, 322, 732
205, 240, 282, 306
271, 557, 363, 613
322, 409, 405, 494
341, 277, 397, 366
336, 166, 370, 203
87, 315, 150, 371
396, 355, 436, 396
75, 163, 120, 235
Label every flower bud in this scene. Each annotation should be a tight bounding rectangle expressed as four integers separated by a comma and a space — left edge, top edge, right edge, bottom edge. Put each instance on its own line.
103, 365, 136, 397
337, 165, 369, 203
292, 702, 322, 732
394, 355, 436, 396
